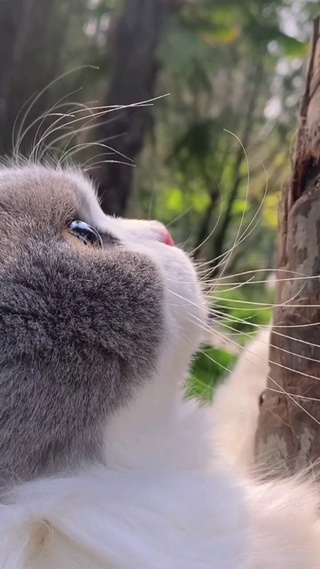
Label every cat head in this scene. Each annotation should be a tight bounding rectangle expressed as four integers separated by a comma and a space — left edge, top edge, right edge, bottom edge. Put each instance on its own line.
0, 164, 207, 487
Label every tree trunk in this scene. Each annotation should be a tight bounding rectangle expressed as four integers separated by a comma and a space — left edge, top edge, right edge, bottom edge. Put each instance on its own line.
255, 17, 320, 476
94, 0, 178, 216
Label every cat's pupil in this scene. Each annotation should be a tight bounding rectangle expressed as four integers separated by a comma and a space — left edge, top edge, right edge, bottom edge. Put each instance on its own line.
68, 220, 102, 248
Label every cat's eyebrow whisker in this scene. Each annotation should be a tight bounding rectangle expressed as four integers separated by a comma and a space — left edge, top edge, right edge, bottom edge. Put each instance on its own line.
43, 112, 131, 163
59, 141, 134, 167
14, 65, 99, 155
84, 159, 136, 170
80, 151, 120, 170
29, 91, 89, 159
21, 100, 95, 160
34, 108, 126, 161
27, 93, 169, 161
31, 100, 101, 162
25, 112, 74, 160
16, 110, 74, 159
56, 121, 127, 167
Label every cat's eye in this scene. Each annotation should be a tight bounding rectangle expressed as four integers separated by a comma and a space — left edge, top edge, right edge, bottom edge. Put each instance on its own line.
68, 220, 103, 248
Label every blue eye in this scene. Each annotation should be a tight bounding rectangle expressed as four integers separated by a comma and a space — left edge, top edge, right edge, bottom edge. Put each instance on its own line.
68, 220, 102, 248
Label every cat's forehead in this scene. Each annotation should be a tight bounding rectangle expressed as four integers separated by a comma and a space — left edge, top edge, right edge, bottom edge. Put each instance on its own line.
0, 164, 96, 222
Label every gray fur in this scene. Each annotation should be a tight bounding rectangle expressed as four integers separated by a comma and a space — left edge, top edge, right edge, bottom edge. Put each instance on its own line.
0, 166, 164, 488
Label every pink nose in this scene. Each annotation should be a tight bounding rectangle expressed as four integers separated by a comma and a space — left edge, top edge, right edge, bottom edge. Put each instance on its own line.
164, 231, 175, 246
151, 220, 175, 246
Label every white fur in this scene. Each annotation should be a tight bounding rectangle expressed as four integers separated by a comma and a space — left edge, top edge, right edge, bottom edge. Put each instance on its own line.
2, 167, 320, 569
213, 328, 271, 473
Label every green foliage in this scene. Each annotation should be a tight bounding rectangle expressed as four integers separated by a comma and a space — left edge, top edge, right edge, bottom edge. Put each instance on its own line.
214, 286, 273, 334
188, 347, 237, 403
188, 283, 274, 402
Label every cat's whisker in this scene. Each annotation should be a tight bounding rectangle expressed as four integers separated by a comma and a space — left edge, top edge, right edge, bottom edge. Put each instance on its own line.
194, 139, 268, 283
35, 109, 125, 161
266, 387, 320, 403
80, 151, 118, 170
14, 65, 99, 155
31, 100, 100, 162
169, 282, 320, 372
189, 315, 320, 429
60, 141, 134, 167
196, 204, 264, 281
30, 91, 88, 159
24, 92, 169, 162
167, 206, 193, 228
215, 315, 320, 366
207, 267, 302, 281
198, 348, 234, 375
20, 103, 92, 161
187, 183, 223, 256
214, 130, 252, 279
43, 112, 132, 163
265, 374, 320, 427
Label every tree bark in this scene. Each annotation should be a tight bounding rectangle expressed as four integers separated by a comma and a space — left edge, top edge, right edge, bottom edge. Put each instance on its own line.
94, 0, 178, 216
255, 17, 320, 476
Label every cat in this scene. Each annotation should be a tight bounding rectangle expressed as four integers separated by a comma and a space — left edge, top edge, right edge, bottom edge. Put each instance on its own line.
0, 163, 320, 569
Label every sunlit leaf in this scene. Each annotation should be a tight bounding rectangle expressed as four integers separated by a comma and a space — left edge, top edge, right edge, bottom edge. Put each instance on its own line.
278, 35, 308, 58
166, 188, 184, 212
232, 198, 249, 215
263, 193, 280, 229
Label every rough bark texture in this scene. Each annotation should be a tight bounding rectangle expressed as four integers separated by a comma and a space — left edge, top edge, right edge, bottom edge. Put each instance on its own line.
94, 0, 178, 216
255, 17, 320, 476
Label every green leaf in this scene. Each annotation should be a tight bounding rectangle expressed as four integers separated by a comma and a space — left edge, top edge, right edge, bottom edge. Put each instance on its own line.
188, 347, 237, 402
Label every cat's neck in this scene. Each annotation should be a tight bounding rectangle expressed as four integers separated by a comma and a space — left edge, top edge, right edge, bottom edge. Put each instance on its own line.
103, 337, 213, 471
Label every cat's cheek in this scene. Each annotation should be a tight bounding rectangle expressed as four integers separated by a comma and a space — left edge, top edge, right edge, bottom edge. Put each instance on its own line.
124, 241, 207, 351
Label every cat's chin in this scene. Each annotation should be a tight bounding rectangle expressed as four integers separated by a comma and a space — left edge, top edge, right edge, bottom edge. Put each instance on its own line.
126, 238, 207, 355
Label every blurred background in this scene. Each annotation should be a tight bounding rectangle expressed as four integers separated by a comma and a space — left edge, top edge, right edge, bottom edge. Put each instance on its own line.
0, 0, 318, 398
